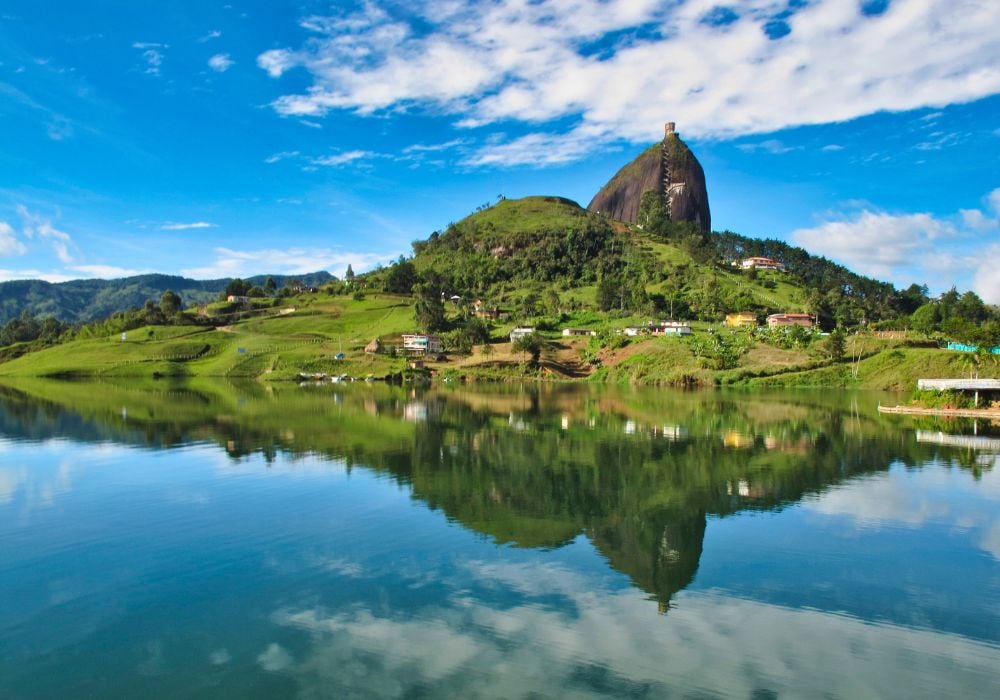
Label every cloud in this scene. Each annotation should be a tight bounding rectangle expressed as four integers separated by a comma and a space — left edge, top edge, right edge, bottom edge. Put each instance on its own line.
310, 150, 372, 167
0, 268, 76, 283
960, 208, 997, 232
180, 246, 389, 279
161, 221, 217, 230
133, 42, 167, 75
0, 221, 27, 256
17, 205, 75, 263
208, 53, 234, 72
69, 264, 143, 279
736, 139, 799, 154
821, 144, 844, 152
257, 0, 1000, 166
264, 150, 300, 164
198, 30, 222, 43
791, 190, 1000, 303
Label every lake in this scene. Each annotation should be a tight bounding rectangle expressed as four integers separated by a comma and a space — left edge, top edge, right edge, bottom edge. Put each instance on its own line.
1, 379, 998, 698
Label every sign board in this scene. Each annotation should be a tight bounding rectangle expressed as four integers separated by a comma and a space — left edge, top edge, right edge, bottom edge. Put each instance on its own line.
237, 347, 246, 354
121, 333, 127, 341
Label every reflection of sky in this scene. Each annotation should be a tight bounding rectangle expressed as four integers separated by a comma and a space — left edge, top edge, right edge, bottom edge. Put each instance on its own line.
268, 573, 999, 699
2, 438, 999, 697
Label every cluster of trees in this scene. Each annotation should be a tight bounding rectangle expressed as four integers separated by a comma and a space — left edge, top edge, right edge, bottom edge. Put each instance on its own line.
910, 288, 999, 346
0, 290, 188, 349
0, 309, 68, 347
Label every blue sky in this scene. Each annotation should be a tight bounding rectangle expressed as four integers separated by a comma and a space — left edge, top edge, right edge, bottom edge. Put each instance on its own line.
0, 0, 998, 301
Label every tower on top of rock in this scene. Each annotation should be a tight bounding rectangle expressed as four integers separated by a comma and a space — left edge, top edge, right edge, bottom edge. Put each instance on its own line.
587, 123, 711, 232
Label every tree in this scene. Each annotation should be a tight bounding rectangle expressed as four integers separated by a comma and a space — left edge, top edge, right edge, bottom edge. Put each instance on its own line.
345, 265, 356, 286
385, 259, 417, 294
224, 278, 251, 298
264, 277, 277, 295
512, 333, 542, 366
480, 342, 495, 360
159, 290, 182, 317
544, 288, 561, 316
414, 271, 447, 333
910, 303, 939, 337
822, 328, 846, 362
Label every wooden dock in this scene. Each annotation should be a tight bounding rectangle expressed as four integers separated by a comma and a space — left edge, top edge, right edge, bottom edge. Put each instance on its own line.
878, 404, 1000, 419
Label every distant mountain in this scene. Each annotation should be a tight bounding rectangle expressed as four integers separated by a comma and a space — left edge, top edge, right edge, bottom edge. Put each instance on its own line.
0, 271, 334, 324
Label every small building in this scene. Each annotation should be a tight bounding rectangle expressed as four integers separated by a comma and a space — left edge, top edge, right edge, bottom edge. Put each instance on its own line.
741, 257, 785, 272
510, 327, 535, 342
227, 295, 251, 303
364, 338, 381, 354
650, 321, 693, 336
402, 334, 443, 355
562, 328, 596, 337
767, 313, 815, 328
725, 312, 757, 327
623, 326, 647, 337
473, 299, 501, 320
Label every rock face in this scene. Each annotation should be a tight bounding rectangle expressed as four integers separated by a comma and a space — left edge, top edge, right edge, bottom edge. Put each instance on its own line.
587, 123, 711, 233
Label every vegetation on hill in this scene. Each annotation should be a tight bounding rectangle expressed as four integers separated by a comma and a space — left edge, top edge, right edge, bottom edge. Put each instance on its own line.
0, 196, 997, 389
0, 271, 333, 324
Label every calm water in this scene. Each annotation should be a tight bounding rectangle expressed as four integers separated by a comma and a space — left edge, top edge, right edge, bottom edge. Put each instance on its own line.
0, 379, 998, 698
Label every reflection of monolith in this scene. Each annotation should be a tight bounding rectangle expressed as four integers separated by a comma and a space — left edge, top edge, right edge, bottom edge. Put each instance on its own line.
591, 508, 707, 612
587, 122, 711, 232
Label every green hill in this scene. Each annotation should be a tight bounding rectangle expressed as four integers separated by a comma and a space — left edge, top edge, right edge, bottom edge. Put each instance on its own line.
0, 271, 334, 324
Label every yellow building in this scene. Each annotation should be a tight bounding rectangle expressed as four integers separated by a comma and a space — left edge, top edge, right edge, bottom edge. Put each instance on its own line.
725, 312, 757, 327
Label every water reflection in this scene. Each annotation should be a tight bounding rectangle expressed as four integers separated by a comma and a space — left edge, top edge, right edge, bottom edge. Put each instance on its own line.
0, 380, 998, 697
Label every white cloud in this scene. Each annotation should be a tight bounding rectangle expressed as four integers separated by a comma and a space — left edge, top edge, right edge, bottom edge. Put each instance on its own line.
972, 243, 1000, 307
69, 264, 143, 279
0, 269, 75, 283
161, 221, 217, 230
17, 205, 75, 263
257, 0, 1000, 166
180, 246, 389, 279
198, 30, 222, 43
960, 208, 997, 232
208, 53, 234, 72
821, 144, 844, 152
0, 221, 27, 256
792, 211, 956, 279
791, 191, 1000, 303
987, 187, 1000, 214
310, 150, 372, 167
736, 139, 799, 154
133, 42, 167, 75
264, 150, 299, 164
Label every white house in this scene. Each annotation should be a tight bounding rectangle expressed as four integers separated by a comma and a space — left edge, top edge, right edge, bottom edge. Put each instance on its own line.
740, 257, 786, 272
402, 334, 443, 355
509, 327, 535, 342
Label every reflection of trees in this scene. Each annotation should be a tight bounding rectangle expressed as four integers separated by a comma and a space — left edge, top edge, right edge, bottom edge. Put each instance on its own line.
1, 380, 996, 607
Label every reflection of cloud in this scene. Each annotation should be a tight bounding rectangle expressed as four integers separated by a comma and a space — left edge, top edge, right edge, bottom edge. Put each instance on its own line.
804, 465, 1000, 560
980, 521, 1000, 560
0, 454, 74, 512
257, 643, 293, 672
270, 586, 1000, 698
209, 648, 231, 665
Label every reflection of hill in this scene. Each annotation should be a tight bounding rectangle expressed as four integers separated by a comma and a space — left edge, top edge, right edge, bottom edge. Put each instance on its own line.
0, 380, 993, 607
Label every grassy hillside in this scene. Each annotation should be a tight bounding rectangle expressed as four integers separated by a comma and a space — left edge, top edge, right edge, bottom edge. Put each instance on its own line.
1, 197, 993, 390
0, 271, 334, 324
